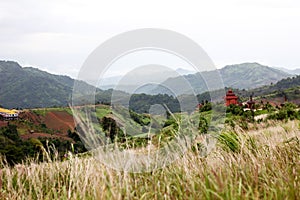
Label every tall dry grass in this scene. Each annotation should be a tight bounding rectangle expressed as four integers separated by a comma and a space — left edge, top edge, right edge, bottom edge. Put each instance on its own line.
1, 120, 299, 199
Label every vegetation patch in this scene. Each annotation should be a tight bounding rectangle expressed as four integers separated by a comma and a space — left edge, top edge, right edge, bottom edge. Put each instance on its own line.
0, 120, 299, 199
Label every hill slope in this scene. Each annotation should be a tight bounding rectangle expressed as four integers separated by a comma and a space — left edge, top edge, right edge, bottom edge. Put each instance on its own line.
221, 63, 290, 89
149, 63, 291, 95
0, 61, 97, 108
235, 75, 300, 103
274, 67, 300, 75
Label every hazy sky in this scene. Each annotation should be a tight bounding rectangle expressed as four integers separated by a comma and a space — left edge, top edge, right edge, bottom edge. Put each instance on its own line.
1, 0, 300, 78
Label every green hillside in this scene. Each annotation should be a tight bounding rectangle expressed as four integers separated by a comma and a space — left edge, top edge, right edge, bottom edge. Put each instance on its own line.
0, 61, 75, 108
227, 75, 300, 103
221, 62, 290, 89
0, 61, 192, 112
0, 61, 113, 108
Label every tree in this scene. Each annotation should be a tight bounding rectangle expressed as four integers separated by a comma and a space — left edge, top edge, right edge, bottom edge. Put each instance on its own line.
199, 102, 212, 112
101, 116, 125, 142
2, 124, 20, 142
198, 116, 208, 134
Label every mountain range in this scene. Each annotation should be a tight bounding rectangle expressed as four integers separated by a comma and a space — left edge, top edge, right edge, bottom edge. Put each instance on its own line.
138, 63, 292, 95
98, 66, 196, 90
0, 60, 296, 108
274, 67, 300, 75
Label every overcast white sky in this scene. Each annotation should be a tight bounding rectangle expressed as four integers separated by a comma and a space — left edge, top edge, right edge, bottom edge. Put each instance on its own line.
1, 0, 300, 78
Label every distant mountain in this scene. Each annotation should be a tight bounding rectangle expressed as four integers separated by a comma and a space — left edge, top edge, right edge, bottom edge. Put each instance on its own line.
220, 63, 291, 89
98, 66, 195, 91
274, 67, 300, 75
98, 76, 122, 89
0, 61, 102, 108
146, 63, 292, 95
175, 68, 196, 75
0, 60, 293, 109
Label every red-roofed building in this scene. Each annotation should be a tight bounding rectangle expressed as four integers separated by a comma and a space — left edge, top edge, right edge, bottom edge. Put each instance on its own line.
225, 89, 238, 106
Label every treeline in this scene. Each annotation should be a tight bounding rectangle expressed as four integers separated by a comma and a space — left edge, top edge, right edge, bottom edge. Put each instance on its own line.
96, 75, 300, 114
128, 93, 181, 114
125, 93, 214, 114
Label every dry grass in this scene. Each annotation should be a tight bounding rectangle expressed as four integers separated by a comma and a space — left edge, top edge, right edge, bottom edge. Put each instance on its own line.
1, 120, 300, 200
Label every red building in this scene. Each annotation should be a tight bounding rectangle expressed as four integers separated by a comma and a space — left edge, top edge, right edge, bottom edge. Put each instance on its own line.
225, 89, 238, 106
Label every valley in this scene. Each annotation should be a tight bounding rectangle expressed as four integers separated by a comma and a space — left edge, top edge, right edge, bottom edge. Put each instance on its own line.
0, 60, 299, 199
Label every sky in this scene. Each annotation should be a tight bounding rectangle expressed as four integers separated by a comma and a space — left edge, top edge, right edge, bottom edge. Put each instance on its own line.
0, 0, 300, 78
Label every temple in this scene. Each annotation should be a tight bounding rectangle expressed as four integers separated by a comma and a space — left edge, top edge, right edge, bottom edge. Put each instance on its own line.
225, 89, 238, 106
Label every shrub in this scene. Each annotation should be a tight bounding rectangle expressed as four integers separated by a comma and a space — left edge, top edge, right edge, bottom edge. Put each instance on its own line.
199, 102, 212, 112
198, 116, 208, 134
129, 110, 150, 126
267, 103, 300, 121
226, 104, 244, 116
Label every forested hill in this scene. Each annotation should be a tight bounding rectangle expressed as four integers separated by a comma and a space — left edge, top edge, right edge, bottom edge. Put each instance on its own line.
220, 63, 290, 88
246, 75, 300, 98
150, 63, 291, 95
0, 61, 97, 108
0, 60, 183, 110
211, 75, 300, 102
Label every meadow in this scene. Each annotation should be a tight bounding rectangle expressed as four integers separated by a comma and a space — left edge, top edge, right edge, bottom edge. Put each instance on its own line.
1, 119, 299, 199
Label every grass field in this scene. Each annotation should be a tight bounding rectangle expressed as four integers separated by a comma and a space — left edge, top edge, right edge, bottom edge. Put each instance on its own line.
1, 120, 299, 199
32, 107, 73, 117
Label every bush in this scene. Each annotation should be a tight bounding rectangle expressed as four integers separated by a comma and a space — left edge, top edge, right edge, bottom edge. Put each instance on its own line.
199, 102, 212, 112
226, 104, 244, 116
163, 117, 179, 131
267, 103, 300, 121
198, 116, 208, 134
129, 110, 151, 126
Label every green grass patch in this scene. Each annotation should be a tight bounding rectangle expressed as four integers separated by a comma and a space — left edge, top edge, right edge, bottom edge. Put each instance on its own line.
32, 107, 73, 116
17, 128, 28, 135
95, 107, 111, 119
